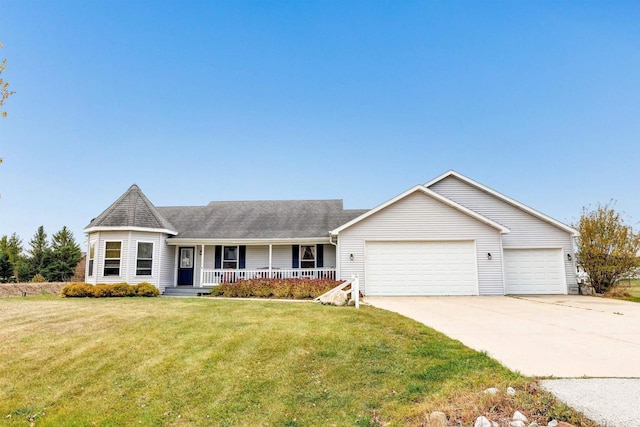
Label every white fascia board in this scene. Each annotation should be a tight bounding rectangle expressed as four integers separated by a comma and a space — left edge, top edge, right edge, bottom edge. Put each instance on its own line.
165, 237, 331, 246
330, 185, 510, 235
83, 226, 178, 236
425, 170, 579, 236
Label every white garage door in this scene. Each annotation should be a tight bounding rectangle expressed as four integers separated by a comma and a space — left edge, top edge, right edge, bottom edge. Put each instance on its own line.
365, 241, 478, 296
504, 248, 566, 294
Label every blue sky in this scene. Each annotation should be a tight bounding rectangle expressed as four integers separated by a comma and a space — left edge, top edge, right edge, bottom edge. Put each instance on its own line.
1, 1, 639, 250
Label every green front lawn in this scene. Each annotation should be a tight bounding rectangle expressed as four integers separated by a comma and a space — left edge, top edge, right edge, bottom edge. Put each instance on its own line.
0, 297, 594, 426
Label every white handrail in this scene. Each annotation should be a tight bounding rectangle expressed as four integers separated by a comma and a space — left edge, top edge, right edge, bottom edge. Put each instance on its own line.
201, 267, 337, 285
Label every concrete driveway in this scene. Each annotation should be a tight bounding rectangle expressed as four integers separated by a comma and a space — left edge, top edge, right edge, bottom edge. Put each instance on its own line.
365, 295, 640, 377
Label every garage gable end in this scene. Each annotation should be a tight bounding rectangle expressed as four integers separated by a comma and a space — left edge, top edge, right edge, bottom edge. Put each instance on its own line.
426, 171, 577, 237
331, 185, 509, 236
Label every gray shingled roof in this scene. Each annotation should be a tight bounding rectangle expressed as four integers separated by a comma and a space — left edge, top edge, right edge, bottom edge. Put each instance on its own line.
85, 184, 177, 233
86, 184, 368, 239
158, 200, 368, 239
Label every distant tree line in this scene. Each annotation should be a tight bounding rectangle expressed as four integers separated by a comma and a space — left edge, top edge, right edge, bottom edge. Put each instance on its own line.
0, 226, 82, 283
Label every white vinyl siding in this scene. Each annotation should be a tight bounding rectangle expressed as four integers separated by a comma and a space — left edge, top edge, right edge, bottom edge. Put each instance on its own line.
245, 246, 269, 269
429, 176, 577, 294
159, 243, 174, 293
366, 241, 478, 295
321, 244, 336, 267
338, 191, 504, 295
504, 248, 566, 294
88, 231, 169, 290
271, 245, 293, 269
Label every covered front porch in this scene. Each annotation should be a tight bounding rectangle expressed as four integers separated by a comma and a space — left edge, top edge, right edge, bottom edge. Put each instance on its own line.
168, 241, 337, 288
202, 267, 336, 285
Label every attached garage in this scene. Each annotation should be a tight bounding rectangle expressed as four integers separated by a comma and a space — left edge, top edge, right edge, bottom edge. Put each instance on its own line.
365, 240, 478, 296
504, 248, 566, 294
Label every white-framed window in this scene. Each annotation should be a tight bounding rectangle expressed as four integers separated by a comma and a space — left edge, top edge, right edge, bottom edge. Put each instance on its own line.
88, 242, 95, 277
136, 242, 153, 276
104, 241, 122, 276
300, 245, 316, 269
223, 246, 238, 269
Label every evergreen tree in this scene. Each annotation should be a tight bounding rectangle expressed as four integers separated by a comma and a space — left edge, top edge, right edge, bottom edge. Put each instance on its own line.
44, 226, 81, 282
27, 226, 50, 279
0, 253, 12, 282
0, 233, 23, 281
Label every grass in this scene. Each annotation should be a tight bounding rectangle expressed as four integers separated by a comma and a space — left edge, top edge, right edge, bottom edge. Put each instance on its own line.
0, 296, 596, 426
609, 278, 640, 302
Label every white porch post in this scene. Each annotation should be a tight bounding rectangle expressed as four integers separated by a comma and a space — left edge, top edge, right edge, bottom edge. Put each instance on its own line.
200, 244, 205, 288
173, 247, 179, 287
354, 274, 360, 309
268, 244, 273, 278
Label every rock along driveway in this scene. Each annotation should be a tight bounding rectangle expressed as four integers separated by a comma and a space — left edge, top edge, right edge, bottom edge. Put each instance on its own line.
364, 295, 640, 378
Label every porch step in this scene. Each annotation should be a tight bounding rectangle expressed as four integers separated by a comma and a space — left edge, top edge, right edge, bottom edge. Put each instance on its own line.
163, 287, 212, 297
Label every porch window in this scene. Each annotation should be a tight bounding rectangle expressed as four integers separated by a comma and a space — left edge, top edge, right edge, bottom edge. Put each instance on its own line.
136, 242, 153, 276
88, 242, 95, 277
300, 245, 316, 268
223, 246, 238, 269
104, 241, 121, 276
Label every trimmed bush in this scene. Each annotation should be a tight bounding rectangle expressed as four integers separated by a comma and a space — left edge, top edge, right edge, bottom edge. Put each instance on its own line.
92, 284, 112, 298
61, 282, 94, 298
136, 282, 160, 297
61, 282, 159, 298
110, 283, 136, 297
212, 278, 341, 300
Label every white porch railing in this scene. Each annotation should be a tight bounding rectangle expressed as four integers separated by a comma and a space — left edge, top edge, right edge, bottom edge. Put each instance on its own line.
201, 268, 336, 286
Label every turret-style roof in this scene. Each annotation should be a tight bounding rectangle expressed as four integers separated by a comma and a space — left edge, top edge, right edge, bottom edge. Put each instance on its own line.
84, 184, 177, 234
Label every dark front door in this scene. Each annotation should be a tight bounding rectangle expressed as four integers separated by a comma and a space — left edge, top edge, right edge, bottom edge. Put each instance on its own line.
177, 247, 195, 286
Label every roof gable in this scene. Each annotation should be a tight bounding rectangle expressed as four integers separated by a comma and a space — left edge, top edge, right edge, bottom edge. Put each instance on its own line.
84, 184, 177, 234
425, 170, 578, 236
330, 185, 510, 235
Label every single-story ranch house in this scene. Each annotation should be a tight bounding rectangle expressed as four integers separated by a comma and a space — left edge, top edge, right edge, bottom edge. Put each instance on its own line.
84, 171, 578, 296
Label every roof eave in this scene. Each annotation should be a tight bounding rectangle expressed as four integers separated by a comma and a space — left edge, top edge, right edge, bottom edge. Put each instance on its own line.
165, 237, 331, 246
84, 226, 178, 236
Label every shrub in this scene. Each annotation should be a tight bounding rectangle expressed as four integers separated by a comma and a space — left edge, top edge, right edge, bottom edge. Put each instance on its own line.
61, 282, 94, 298
110, 283, 136, 297
92, 284, 112, 298
212, 278, 341, 300
136, 282, 160, 297
30, 274, 47, 283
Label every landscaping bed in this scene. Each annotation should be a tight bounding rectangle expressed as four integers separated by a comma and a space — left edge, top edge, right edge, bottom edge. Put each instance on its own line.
210, 278, 341, 299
